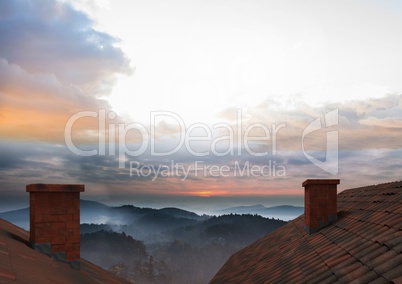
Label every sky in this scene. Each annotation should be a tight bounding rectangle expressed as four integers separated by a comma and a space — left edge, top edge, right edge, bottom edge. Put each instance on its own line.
0, 0, 402, 212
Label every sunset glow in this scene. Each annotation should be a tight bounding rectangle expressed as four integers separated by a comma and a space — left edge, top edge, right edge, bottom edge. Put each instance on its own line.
191, 191, 219, 197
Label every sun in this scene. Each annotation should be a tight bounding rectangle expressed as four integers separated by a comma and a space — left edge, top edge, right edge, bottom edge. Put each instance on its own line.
190, 190, 230, 197
193, 191, 214, 197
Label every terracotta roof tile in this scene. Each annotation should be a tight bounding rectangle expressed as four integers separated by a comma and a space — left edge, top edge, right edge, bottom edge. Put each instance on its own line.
373, 253, 402, 276
350, 270, 380, 284
211, 181, 402, 283
302, 262, 329, 278
391, 277, 402, 284
388, 214, 402, 230
359, 244, 388, 264
393, 242, 402, 254
312, 272, 337, 284
337, 263, 370, 283
369, 277, 391, 284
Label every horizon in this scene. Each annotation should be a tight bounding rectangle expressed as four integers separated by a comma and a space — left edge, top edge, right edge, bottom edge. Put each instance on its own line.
0, 192, 305, 215
1, 0, 402, 209
0, 195, 306, 229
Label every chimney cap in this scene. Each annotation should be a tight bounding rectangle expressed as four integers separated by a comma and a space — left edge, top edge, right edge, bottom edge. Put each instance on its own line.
302, 179, 340, 187
26, 184, 84, 192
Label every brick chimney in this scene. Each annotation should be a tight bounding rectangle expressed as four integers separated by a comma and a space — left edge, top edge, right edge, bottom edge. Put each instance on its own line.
302, 179, 340, 234
26, 184, 84, 269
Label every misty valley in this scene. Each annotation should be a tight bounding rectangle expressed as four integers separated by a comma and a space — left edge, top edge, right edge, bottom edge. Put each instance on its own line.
0, 200, 303, 283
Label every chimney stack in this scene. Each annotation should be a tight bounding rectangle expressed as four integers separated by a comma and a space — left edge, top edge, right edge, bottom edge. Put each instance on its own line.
26, 184, 84, 269
303, 179, 340, 234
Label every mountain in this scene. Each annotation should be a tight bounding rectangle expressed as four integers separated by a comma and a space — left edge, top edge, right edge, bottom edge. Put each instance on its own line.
81, 230, 148, 268
0, 201, 289, 284
213, 204, 304, 221
0, 207, 29, 230
0, 200, 113, 230
0, 201, 299, 233
157, 207, 203, 220
167, 213, 286, 247
0, 200, 208, 233
81, 214, 287, 284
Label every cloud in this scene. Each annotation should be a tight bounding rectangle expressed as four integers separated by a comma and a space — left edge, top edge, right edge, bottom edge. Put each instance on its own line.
359, 117, 402, 129
0, 0, 131, 142
0, 57, 107, 141
68, 92, 402, 194
1, 0, 402, 204
0, 0, 130, 90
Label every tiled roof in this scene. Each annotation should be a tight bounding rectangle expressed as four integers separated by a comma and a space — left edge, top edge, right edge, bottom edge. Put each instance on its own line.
211, 181, 402, 284
0, 218, 130, 283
